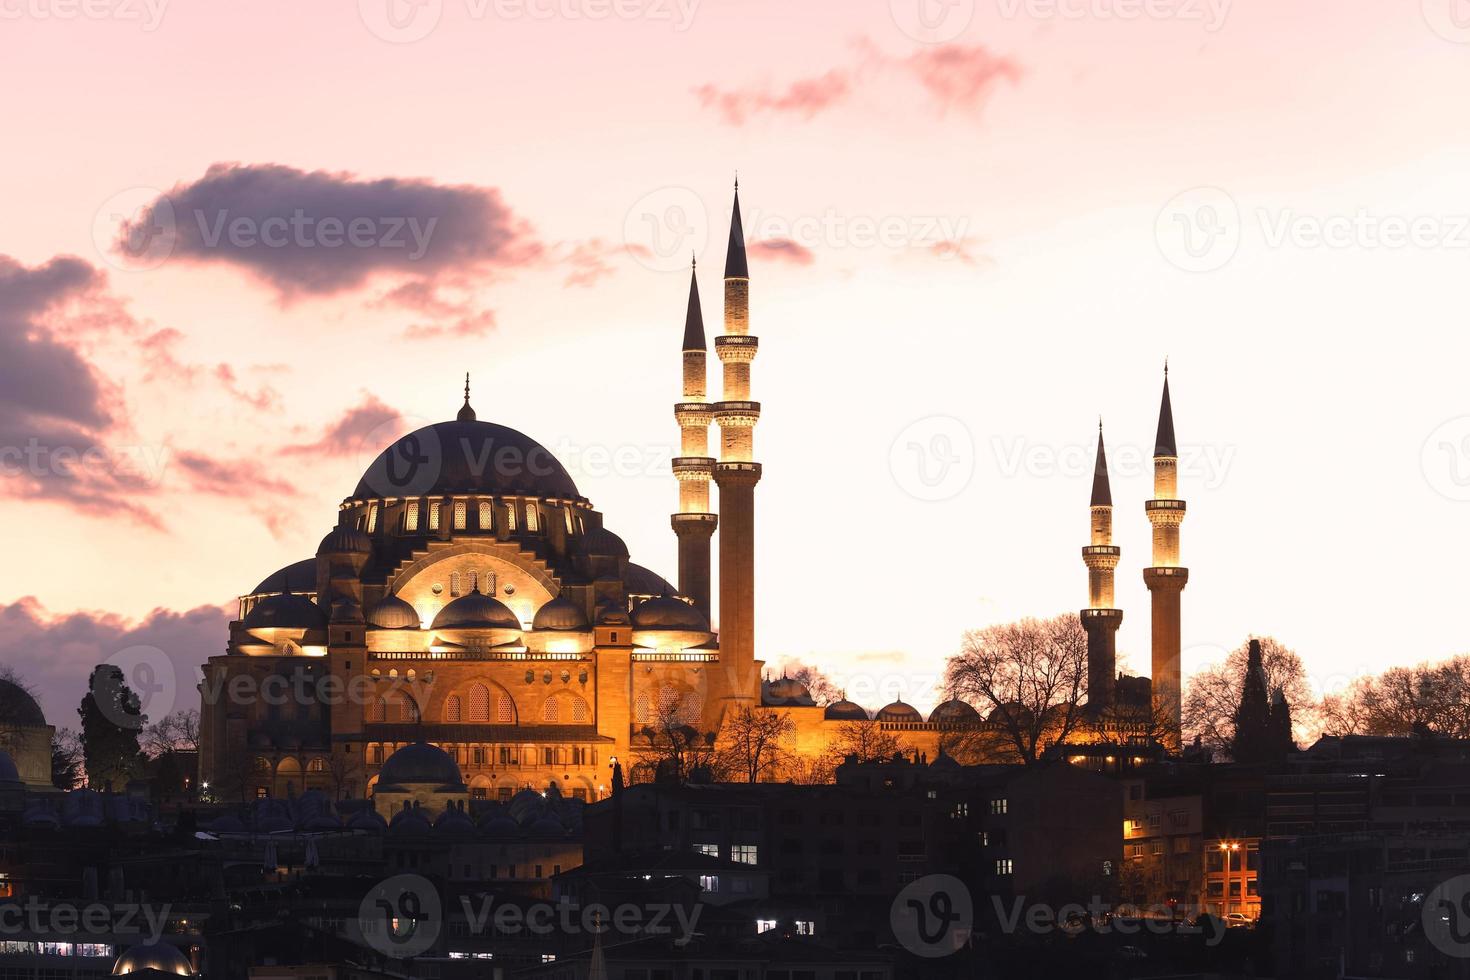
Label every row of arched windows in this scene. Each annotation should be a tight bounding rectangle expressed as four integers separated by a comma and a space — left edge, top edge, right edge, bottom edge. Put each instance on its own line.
365, 684, 590, 725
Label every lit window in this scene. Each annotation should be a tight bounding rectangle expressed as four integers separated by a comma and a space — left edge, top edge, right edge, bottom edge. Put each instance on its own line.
467, 684, 491, 723
451, 572, 461, 597
497, 692, 514, 723
990, 798, 1008, 815
429, 502, 441, 530
445, 696, 462, 722
995, 859, 1013, 875
564, 508, 575, 533
405, 500, 419, 532
478, 500, 492, 530
795, 921, 815, 936
506, 503, 518, 531
695, 843, 719, 858
526, 507, 539, 532
756, 919, 776, 934
698, 875, 719, 893
732, 845, 758, 865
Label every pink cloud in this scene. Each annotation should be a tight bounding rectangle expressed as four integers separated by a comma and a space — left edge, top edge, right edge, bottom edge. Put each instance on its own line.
748, 238, 817, 265
282, 393, 409, 458
695, 69, 852, 126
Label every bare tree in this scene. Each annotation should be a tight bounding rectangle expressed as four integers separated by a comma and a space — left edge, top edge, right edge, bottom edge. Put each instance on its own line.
1318, 656, 1470, 738
825, 720, 900, 766
142, 710, 201, 757
1182, 637, 1315, 756
944, 613, 1089, 764
634, 700, 721, 783
717, 706, 795, 783
323, 748, 365, 799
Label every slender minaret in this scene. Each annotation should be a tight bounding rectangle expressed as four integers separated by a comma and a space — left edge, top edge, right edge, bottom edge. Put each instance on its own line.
713, 179, 761, 707
671, 257, 717, 617
1144, 364, 1187, 750
1081, 420, 1122, 719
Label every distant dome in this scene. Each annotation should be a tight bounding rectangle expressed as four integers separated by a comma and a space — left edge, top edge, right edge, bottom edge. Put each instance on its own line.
528, 813, 565, 836
366, 594, 421, 630
111, 942, 194, 977
435, 808, 475, 833
319, 525, 372, 554
378, 742, 464, 788
929, 699, 981, 725
480, 814, 521, 837
824, 700, 869, 721
763, 676, 813, 706
389, 808, 432, 836
532, 595, 589, 631
242, 593, 325, 631
631, 595, 708, 631
0, 751, 20, 783
581, 526, 629, 557
354, 419, 581, 501
431, 590, 521, 631
347, 808, 387, 833
249, 557, 316, 596
876, 701, 922, 723
0, 679, 46, 728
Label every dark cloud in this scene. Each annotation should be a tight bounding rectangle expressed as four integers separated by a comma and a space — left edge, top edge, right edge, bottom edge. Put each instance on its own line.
0, 597, 230, 730
117, 163, 541, 301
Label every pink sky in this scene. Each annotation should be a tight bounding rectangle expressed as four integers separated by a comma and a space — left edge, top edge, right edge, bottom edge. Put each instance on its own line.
5, 0, 1470, 725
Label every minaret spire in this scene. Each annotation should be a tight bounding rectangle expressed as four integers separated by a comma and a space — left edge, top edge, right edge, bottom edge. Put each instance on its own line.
1144, 362, 1188, 751
457, 372, 476, 422
671, 252, 716, 616
713, 176, 761, 713
1082, 420, 1122, 718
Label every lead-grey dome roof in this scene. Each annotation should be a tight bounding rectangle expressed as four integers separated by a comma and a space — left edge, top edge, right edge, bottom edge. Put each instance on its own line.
0, 679, 45, 727
378, 742, 464, 787
354, 419, 581, 500
366, 594, 420, 630
243, 593, 326, 631
532, 595, 589, 631
250, 557, 316, 596
431, 590, 520, 630
631, 595, 708, 631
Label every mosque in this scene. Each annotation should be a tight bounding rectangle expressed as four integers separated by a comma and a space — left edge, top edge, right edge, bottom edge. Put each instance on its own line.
196, 182, 1189, 806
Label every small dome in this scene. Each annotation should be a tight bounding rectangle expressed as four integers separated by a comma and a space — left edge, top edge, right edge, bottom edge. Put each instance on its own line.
301, 812, 342, 832
595, 603, 630, 626
824, 700, 869, 721
330, 598, 364, 624
435, 808, 475, 833
532, 595, 589, 631
249, 557, 316, 596
480, 814, 522, 837
0, 679, 46, 727
366, 594, 421, 630
347, 808, 387, 833
765, 676, 812, 704
929, 699, 981, 724
111, 943, 194, 977
389, 808, 432, 836
631, 595, 708, 631
0, 751, 21, 783
206, 813, 246, 834
528, 813, 565, 836
378, 742, 464, 787
624, 563, 675, 596
243, 592, 326, 631
876, 700, 923, 723
319, 525, 372, 554
581, 526, 629, 557
431, 590, 521, 631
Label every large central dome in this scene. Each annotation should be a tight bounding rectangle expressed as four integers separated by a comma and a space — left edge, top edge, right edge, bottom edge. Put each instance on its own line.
354, 419, 582, 501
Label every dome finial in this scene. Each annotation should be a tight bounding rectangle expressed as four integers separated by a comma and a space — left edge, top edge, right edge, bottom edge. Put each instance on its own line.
457, 373, 476, 422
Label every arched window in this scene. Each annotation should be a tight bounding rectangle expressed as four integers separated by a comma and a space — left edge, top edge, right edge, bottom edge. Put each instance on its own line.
429, 501, 441, 531
506, 503, 518, 532
450, 572, 461, 597
478, 500, 493, 530
367, 504, 379, 533
398, 696, 419, 722
543, 692, 590, 724
445, 695, 463, 722
454, 499, 467, 530
526, 507, 540, 532
369, 697, 387, 722
497, 692, 515, 723
252, 757, 271, 774
307, 757, 327, 773
564, 508, 575, 534
405, 500, 420, 532
543, 697, 559, 723
467, 683, 491, 722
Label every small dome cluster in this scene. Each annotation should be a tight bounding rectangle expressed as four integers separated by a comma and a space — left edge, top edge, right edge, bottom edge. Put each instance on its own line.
532, 595, 589, 631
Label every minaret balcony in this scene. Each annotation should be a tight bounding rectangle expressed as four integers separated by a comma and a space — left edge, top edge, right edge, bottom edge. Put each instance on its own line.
713, 401, 761, 427
1080, 608, 1123, 624
1145, 498, 1187, 525
674, 403, 713, 427
714, 335, 759, 362
1081, 545, 1121, 570
672, 457, 716, 480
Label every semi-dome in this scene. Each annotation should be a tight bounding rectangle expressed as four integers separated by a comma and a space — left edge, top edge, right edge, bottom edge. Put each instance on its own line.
581, 525, 629, 557
319, 525, 372, 554
625, 563, 675, 596
875, 700, 923, 723
0, 679, 46, 728
249, 557, 316, 596
366, 594, 421, 630
242, 592, 326, 631
823, 699, 869, 721
631, 595, 708, 631
929, 699, 981, 724
431, 590, 520, 631
532, 595, 589, 631
111, 942, 194, 977
378, 742, 465, 788
354, 419, 581, 501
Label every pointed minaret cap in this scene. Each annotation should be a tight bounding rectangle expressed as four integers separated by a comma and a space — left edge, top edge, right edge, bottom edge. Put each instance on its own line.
682, 255, 706, 352
724, 178, 749, 279
457, 373, 476, 422
1154, 361, 1177, 458
1090, 418, 1112, 507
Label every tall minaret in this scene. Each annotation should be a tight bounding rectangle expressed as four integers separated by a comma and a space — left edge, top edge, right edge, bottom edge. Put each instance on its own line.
671, 257, 717, 617
1081, 421, 1122, 719
713, 179, 761, 707
1144, 365, 1187, 750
